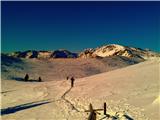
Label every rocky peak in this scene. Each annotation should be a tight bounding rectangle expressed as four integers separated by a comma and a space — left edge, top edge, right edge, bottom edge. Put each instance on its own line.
51, 49, 77, 58
78, 48, 96, 58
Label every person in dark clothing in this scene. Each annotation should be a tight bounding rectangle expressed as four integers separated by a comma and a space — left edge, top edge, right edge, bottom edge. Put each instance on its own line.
70, 77, 75, 87
38, 77, 42, 82
66, 76, 69, 80
24, 74, 29, 81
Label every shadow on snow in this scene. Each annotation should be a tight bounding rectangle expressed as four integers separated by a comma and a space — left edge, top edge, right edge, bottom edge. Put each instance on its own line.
1, 100, 51, 115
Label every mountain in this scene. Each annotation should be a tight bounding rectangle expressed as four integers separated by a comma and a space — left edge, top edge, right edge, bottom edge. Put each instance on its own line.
79, 44, 159, 60
7, 50, 78, 59
1, 44, 159, 80
5, 44, 159, 60
1, 44, 159, 120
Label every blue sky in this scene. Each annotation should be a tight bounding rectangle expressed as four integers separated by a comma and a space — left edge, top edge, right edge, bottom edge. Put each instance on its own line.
1, 1, 160, 53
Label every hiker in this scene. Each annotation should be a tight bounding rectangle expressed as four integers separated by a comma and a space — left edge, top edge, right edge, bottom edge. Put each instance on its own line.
24, 74, 29, 81
38, 77, 42, 82
70, 77, 75, 87
66, 76, 69, 80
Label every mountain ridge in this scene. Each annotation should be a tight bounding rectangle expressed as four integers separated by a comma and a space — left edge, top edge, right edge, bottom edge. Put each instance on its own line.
3, 44, 159, 60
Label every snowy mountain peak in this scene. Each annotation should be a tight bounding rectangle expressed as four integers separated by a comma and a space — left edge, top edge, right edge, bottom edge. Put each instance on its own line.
79, 44, 159, 60
93, 44, 126, 57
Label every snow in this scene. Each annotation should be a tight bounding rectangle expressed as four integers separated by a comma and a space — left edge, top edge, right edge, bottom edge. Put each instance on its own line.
93, 44, 125, 57
1, 58, 160, 120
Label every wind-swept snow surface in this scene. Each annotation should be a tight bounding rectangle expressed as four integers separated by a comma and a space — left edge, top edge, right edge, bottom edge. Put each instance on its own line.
1, 59, 160, 120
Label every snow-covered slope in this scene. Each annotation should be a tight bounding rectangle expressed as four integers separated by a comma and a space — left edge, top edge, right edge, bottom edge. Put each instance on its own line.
1, 54, 141, 81
1, 59, 159, 120
67, 59, 160, 120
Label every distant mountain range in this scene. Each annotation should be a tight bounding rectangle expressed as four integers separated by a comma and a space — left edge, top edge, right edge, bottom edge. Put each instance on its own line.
3, 44, 160, 60
1, 44, 160, 80
5, 49, 77, 59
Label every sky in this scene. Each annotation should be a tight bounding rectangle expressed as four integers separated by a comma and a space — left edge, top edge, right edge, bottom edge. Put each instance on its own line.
1, 1, 160, 53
